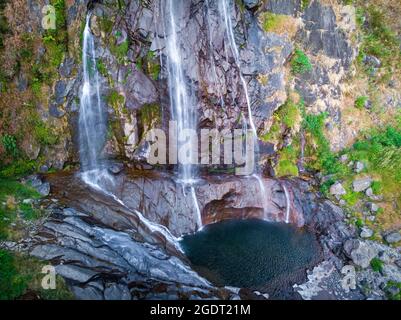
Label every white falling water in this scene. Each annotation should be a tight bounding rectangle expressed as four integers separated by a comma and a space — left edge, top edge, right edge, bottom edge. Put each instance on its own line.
79, 15, 112, 188
163, 0, 202, 229
219, 0, 269, 218
282, 183, 291, 224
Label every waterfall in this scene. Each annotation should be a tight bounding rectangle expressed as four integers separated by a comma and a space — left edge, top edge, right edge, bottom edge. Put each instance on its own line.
78, 15, 112, 188
218, 0, 269, 218
162, 0, 202, 229
282, 182, 291, 224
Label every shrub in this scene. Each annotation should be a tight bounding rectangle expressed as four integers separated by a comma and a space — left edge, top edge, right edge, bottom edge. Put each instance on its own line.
1, 134, 18, 158
291, 49, 312, 74
355, 96, 369, 109
303, 112, 342, 174
355, 218, 364, 228
0, 160, 37, 178
260, 12, 287, 33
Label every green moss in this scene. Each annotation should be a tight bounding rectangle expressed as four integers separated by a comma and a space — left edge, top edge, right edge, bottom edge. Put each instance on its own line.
275, 143, 300, 178
291, 49, 312, 75
370, 257, 384, 272
96, 59, 108, 77
138, 103, 161, 130
371, 181, 382, 194
355, 217, 364, 228
301, 0, 310, 10
260, 12, 288, 33
28, 114, 58, 146
110, 37, 129, 64
278, 100, 301, 128
107, 90, 126, 114
342, 189, 362, 206
99, 16, 114, 35
41, 0, 68, 69
261, 99, 302, 143
145, 51, 160, 81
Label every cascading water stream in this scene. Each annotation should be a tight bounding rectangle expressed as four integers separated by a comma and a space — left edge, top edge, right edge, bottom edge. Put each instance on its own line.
76, 13, 183, 250
79, 14, 112, 188
162, 0, 202, 229
218, 0, 269, 219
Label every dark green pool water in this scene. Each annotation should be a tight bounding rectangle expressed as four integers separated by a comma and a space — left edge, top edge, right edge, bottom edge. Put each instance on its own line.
180, 219, 321, 289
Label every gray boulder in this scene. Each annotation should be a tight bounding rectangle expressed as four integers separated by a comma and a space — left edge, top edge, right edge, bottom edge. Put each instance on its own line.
385, 232, 401, 244
353, 177, 372, 192
366, 202, 379, 213
354, 162, 365, 173
37, 182, 51, 197
344, 240, 378, 268
330, 182, 346, 196
360, 228, 374, 239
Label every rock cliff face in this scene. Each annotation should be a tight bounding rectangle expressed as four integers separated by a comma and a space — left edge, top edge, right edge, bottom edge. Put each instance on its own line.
0, 0, 363, 167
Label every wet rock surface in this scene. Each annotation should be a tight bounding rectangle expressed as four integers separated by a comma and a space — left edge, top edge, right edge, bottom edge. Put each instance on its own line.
3, 170, 401, 300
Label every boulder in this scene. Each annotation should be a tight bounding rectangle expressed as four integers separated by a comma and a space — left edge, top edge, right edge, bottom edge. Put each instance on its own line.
366, 202, 379, 213
363, 55, 382, 68
330, 182, 346, 196
360, 228, 374, 239
353, 177, 372, 192
385, 232, 401, 244
354, 162, 365, 174
344, 240, 378, 268
37, 182, 51, 197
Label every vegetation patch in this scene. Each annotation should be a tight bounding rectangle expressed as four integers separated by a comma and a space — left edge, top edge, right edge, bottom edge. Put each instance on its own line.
138, 103, 161, 137
0, 249, 73, 300
0, 178, 41, 240
275, 144, 300, 177
356, 3, 401, 83
291, 49, 313, 75
259, 12, 298, 37
370, 257, 384, 272
354, 96, 369, 109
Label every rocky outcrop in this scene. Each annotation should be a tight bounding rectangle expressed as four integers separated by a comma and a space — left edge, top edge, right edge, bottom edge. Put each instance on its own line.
28, 206, 230, 300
